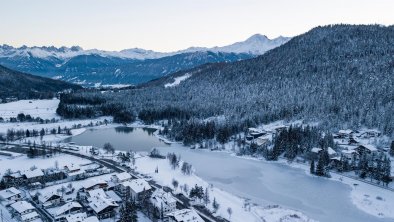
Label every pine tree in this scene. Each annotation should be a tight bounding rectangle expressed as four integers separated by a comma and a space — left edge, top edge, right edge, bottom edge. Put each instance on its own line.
203, 187, 210, 206
212, 198, 220, 213
390, 141, 394, 157
382, 156, 391, 186
120, 200, 138, 222
310, 160, 315, 175
316, 156, 325, 176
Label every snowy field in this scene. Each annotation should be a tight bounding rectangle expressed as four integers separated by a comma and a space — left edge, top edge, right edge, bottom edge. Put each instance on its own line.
0, 99, 60, 120
164, 73, 192, 88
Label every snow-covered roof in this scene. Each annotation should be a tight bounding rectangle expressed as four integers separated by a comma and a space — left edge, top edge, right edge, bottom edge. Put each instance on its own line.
311, 147, 322, 153
358, 144, 377, 152
83, 179, 107, 189
121, 179, 152, 194
9, 172, 23, 178
55, 202, 82, 216
65, 212, 87, 222
23, 169, 44, 179
105, 190, 122, 202
150, 189, 177, 209
88, 189, 118, 213
64, 164, 80, 171
166, 209, 204, 222
112, 172, 132, 182
88, 188, 107, 198
338, 129, 353, 134
10, 200, 35, 213
39, 190, 61, 203
248, 127, 263, 133
342, 150, 357, 154
21, 211, 39, 221
0, 187, 21, 199
327, 147, 336, 155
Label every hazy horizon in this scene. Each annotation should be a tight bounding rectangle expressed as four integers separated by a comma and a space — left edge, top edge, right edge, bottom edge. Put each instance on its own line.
1, 0, 394, 52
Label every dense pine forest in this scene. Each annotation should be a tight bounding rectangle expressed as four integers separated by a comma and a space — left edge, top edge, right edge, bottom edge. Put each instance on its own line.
57, 25, 394, 142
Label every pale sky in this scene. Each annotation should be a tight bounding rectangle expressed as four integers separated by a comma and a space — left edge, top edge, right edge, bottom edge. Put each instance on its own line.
0, 0, 393, 52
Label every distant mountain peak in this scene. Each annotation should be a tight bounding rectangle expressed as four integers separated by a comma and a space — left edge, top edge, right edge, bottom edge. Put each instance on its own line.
246, 34, 269, 41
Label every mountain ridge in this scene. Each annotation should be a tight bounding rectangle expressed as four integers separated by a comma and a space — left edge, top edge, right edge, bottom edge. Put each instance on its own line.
0, 65, 81, 101
0, 34, 290, 60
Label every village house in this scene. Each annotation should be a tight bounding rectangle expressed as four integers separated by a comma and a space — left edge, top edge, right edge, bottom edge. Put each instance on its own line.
255, 136, 270, 147
39, 191, 63, 208
10, 201, 40, 222
119, 179, 152, 201
341, 149, 358, 160
355, 144, 378, 155
44, 168, 66, 181
359, 130, 381, 139
82, 179, 108, 192
336, 129, 354, 139
86, 189, 118, 220
246, 128, 267, 140
3, 172, 24, 185
348, 137, 359, 145
150, 189, 177, 216
64, 164, 81, 173
51, 201, 83, 222
166, 209, 204, 222
0, 187, 22, 205
23, 169, 44, 183
111, 172, 132, 184
309, 147, 322, 159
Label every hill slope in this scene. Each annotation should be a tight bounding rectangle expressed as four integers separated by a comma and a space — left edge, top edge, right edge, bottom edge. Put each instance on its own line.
0, 65, 82, 100
60, 25, 394, 136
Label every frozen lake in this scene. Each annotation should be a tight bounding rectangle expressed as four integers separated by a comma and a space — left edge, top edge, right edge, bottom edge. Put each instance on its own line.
63, 127, 169, 152
68, 127, 390, 222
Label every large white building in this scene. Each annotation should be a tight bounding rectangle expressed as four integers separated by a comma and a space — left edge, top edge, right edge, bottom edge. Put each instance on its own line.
150, 189, 177, 215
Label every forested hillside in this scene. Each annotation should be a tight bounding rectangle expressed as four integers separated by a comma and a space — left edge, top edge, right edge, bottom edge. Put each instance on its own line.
58, 25, 394, 140
0, 65, 81, 100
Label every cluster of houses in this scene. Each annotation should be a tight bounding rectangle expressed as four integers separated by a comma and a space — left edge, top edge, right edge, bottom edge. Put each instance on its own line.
0, 171, 204, 222
333, 129, 386, 158
246, 126, 287, 147
0, 187, 41, 222
2, 161, 110, 189
3, 168, 65, 188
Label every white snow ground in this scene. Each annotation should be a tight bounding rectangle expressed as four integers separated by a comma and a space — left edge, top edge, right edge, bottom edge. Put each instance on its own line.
164, 73, 192, 88
0, 99, 60, 120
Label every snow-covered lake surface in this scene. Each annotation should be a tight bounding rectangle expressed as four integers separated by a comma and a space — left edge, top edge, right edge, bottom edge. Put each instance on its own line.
157, 146, 393, 222
63, 127, 393, 222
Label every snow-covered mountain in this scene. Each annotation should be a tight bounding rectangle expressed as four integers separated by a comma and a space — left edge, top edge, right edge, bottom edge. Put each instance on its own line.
180, 34, 290, 55
0, 34, 290, 86
0, 34, 290, 61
